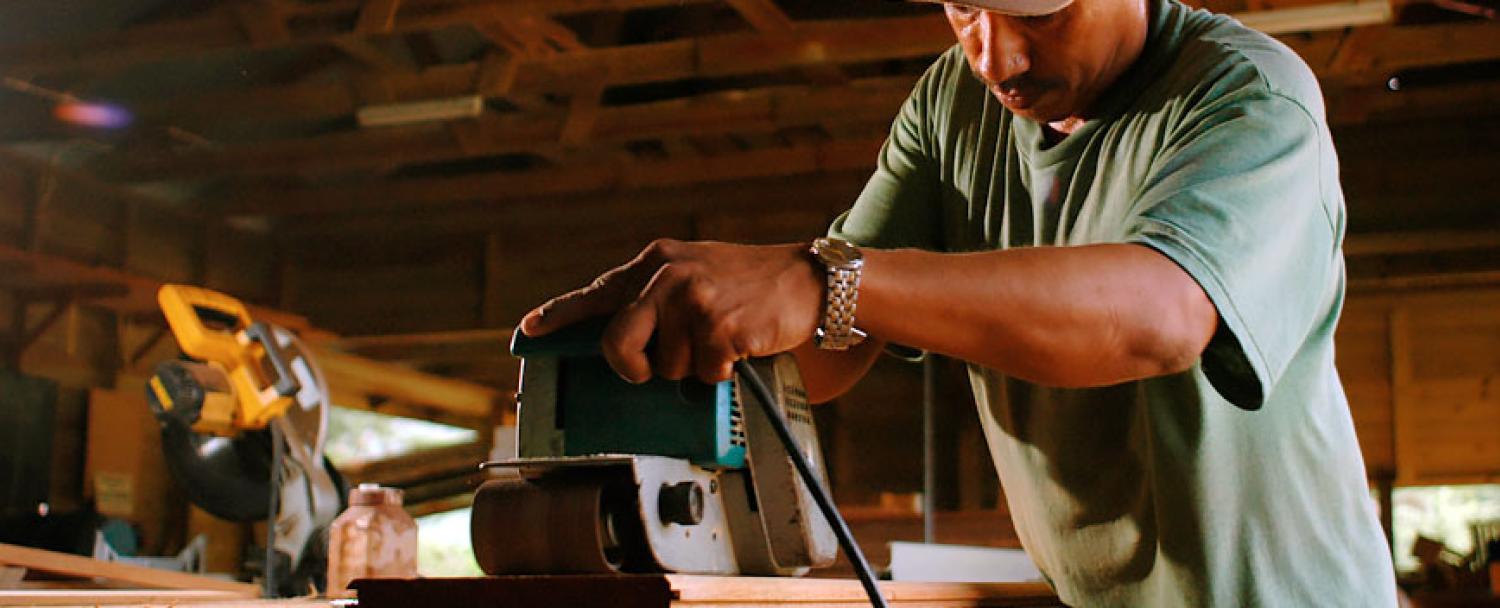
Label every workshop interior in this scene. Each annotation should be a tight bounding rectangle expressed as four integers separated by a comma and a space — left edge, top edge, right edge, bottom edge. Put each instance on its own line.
0, 0, 1497, 606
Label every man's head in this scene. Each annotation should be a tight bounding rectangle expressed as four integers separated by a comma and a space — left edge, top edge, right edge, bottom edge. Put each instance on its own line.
928, 0, 1150, 125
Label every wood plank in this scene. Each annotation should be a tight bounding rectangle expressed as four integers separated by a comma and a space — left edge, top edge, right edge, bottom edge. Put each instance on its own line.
311, 347, 508, 420
0, 589, 307, 606
0, 543, 258, 595
339, 441, 491, 487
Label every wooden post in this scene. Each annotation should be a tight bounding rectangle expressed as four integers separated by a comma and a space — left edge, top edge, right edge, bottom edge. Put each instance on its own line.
1389, 308, 1415, 484
1, 296, 24, 368
1373, 469, 1396, 553
482, 232, 506, 328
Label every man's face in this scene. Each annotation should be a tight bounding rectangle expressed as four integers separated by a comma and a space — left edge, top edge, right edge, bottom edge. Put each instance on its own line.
944, 0, 1139, 123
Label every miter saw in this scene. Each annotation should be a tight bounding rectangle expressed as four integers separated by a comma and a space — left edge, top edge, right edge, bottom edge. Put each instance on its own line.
470, 317, 846, 578
143, 284, 343, 596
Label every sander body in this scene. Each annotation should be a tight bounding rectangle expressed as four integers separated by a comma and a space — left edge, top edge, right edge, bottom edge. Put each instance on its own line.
472, 318, 837, 576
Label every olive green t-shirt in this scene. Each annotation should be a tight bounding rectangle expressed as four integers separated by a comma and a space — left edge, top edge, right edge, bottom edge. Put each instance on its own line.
829, 1, 1397, 605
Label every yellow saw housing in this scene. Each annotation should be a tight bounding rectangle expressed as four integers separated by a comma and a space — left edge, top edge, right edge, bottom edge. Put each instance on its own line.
157, 284, 298, 434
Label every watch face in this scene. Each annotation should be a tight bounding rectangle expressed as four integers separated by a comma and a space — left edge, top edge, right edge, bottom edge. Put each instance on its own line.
814, 237, 861, 266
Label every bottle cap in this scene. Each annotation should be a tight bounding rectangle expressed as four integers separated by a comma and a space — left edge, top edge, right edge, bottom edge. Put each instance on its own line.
349, 483, 404, 507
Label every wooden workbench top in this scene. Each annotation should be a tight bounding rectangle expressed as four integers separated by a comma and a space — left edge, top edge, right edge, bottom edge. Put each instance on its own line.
350, 575, 1062, 607
0, 575, 1060, 607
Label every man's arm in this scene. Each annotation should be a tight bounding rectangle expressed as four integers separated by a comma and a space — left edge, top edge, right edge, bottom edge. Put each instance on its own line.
790, 338, 884, 404
856, 243, 1216, 387
520, 238, 1217, 399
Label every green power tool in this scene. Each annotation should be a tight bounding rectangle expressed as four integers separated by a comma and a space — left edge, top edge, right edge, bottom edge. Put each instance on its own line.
470, 317, 836, 576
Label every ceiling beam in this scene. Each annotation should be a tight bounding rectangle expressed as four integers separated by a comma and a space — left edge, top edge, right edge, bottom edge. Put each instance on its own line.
1236, 0, 1390, 35
726, 0, 849, 85
9, 8, 1491, 146
90, 77, 914, 181
0, 0, 714, 77
1323, 20, 1500, 83
221, 136, 885, 216
275, 170, 871, 240
1345, 230, 1500, 257
122, 15, 951, 128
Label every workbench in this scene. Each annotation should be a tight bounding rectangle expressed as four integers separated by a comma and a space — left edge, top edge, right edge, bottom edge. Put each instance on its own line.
352, 575, 1062, 607
0, 576, 1060, 607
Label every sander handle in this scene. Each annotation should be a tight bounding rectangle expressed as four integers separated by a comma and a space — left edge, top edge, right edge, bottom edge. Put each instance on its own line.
734, 360, 888, 608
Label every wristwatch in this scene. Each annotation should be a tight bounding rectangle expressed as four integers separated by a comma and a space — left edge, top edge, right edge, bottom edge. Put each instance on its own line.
809, 237, 867, 351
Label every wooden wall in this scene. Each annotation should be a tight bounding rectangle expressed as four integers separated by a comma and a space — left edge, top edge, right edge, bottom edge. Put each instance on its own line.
0, 153, 278, 389
1341, 288, 1500, 486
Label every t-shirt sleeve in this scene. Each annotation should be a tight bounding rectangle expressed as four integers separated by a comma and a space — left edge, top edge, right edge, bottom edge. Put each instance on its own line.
828, 53, 947, 250
1127, 89, 1341, 411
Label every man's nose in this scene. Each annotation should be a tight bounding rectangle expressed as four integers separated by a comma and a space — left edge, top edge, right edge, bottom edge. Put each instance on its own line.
973, 12, 1030, 85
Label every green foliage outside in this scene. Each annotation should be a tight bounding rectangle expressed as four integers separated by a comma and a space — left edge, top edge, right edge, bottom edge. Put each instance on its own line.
417, 508, 483, 577
1393, 484, 1500, 572
323, 406, 477, 468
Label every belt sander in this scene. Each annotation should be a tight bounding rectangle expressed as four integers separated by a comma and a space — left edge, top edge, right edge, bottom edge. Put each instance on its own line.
470, 318, 838, 576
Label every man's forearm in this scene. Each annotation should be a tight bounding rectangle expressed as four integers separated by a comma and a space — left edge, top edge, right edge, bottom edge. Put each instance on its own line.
791, 337, 885, 404
855, 243, 1216, 388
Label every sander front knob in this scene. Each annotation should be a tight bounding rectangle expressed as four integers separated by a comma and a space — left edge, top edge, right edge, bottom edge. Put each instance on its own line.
658, 481, 705, 526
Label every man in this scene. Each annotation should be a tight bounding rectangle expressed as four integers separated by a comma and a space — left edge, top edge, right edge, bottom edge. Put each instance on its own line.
520, 0, 1398, 604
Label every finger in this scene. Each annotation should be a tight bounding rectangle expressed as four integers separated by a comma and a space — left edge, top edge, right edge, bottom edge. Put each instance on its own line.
520, 288, 609, 337
653, 305, 694, 381
521, 262, 656, 337
692, 316, 741, 384
602, 298, 661, 384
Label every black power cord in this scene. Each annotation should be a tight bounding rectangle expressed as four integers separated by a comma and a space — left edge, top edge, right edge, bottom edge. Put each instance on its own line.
733, 360, 889, 608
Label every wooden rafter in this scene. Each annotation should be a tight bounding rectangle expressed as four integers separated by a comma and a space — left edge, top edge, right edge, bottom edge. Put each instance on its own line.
220, 136, 884, 216
92, 76, 913, 181
1324, 19, 1500, 83
355, 0, 405, 35
117, 16, 952, 128
0, 0, 714, 77
726, 0, 849, 85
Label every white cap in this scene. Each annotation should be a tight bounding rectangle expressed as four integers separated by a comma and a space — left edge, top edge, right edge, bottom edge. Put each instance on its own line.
912, 0, 1075, 17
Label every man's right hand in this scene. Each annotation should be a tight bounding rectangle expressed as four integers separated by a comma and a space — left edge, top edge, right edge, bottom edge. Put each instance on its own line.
518, 238, 825, 386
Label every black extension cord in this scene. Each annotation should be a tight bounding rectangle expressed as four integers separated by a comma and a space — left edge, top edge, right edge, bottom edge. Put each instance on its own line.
733, 359, 889, 608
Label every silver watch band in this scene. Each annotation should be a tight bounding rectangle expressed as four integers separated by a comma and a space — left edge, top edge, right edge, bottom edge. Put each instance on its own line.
813, 240, 866, 351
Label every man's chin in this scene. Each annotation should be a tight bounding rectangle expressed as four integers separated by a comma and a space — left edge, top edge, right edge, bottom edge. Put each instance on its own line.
992, 92, 1071, 124
1004, 105, 1070, 125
